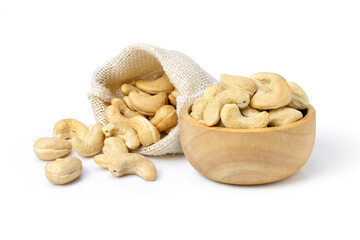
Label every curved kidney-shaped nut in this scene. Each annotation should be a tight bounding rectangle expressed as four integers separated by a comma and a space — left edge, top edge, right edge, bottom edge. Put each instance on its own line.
53, 119, 87, 140
120, 84, 150, 96
203, 84, 224, 102
190, 98, 208, 121
168, 89, 180, 106
130, 116, 160, 147
112, 98, 142, 118
268, 107, 303, 126
128, 92, 168, 116
45, 157, 82, 185
34, 137, 72, 161
287, 82, 310, 110
250, 72, 292, 110
240, 106, 261, 117
220, 104, 270, 129
94, 154, 109, 169
71, 124, 105, 156
203, 88, 250, 126
123, 96, 136, 111
135, 74, 174, 94
103, 137, 129, 155
103, 122, 140, 149
220, 74, 257, 96
105, 105, 131, 125
150, 105, 178, 132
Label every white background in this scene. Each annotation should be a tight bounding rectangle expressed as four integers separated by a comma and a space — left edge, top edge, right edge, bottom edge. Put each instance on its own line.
1, 0, 359, 239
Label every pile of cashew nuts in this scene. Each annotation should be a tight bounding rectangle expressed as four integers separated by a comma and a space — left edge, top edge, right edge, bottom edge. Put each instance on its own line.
34, 73, 180, 184
191, 72, 309, 129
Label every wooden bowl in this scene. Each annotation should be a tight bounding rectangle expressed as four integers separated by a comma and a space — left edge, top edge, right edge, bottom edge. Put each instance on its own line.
179, 102, 316, 185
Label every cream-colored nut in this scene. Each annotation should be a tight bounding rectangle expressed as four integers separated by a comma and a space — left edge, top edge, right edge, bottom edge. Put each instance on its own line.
34, 137, 72, 161
94, 154, 108, 169
220, 74, 257, 96
150, 105, 178, 132
71, 124, 105, 156
103, 122, 140, 149
220, 104, 270, 129
203, 88, 250, 126
105, 104, 131, 125
168, 89, 180, 106
287, 82, 310, 110
120, 84, 150, 96
203, 84, 224, 102
128, 92, 168, 116
111, 98, 141, 118
240, 106, 261, 117
250, 72, 292, 110
268, 107, 303, 126
190, 98, 208, 121
135, 74, 174, 94
103, 137, 129, 155
45, 157, 82, 185
130, 115, 160, 147
123, 96, 136, 111
53, 119, 87, 140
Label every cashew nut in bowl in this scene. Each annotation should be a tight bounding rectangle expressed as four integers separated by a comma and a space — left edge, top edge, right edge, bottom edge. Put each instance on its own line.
202, 84, 224, 102
287, 82, 310, 110
268, 107, 303, 126
250, 72, 292, 110
130, 115, 160, 147
53, 119, 87, 140
168, 89, 180, 106
135, 74, 174, 94
71, 124, 105, 156
120, 84, 150, 96
102, 122, 140, 149
128, 92, 168, 116
45, 157, 82, 185
202, 88, 250, 126
34, 137, 72, 161
241, 106, 262, 117
190, 98, 208, 121
150, 105, 178, 132
220, 104, 270, 129
220, 74, 257, 97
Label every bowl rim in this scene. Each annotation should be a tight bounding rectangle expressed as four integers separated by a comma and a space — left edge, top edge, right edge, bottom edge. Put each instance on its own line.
179, 101, 316, 133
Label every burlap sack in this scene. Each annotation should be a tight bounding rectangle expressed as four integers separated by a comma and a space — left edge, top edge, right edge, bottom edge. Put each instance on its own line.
88, 44, 217, 155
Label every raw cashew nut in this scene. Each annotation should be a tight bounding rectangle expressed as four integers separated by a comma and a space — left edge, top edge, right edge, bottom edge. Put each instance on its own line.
135, 74, 174, 94
203, 84, 224, 102
241, 106, 262, 117
120, 84, 150, 96
112, 98, 142, 118
130, 115, 160, 147
34, 137, 72, 161
202, 88, 250, 126
268, 107, 303, 126
190, 98, 208, 121
287, 82, 310, 110
71, 124, 105, 156
94, 154, 108, 168
45, 157, 82, 185
53, 119, 87, 140
250, 72, 292, 110
150, 105, 178, 132
168, 89, 180, 106
103, 122, 140, 149
105, 99, 136, 125
220, 104, 270, 129
123, 96, 136, 111
128, 92, 168, 116
220, 74, 257, 96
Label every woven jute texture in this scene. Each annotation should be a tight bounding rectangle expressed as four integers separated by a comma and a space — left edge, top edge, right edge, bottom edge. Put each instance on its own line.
88, 44, 217, 155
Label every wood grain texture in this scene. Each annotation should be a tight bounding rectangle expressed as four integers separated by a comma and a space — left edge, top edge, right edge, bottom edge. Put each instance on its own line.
179, 102, 316, 185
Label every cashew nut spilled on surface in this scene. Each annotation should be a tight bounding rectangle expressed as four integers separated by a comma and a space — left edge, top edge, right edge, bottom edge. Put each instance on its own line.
268, 107, 303, 126
53, 119, 87, 140
135, 74, 174, 94
71, 124, 105, 156
120, 84, 150, 96
94, 154, 108, 168
220, 104, 270, 129
45, 157, 82, 185
203, 84, 224, 102
130, 116, 160, 147
103, 122, 140, 149
287, 82, 310, 110
220, 74, 257, 97
250, 72, 292, 110
190, 98, 208, 121
34, 137, 72, 161
168, 89, 180, 106
128, 92, 168, 116
150, 105, 178, 132
202, 88, 250, 126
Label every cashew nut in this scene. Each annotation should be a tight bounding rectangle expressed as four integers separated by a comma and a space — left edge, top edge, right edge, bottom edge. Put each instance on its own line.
202, 88, 250, 126
71, 124, 105, 156
287, 82, 310, 110
45, 157, 82, 185
34, 137, 72, 161
120, 84, 150, 96
240, 106, 262, 117
203, 84, 224, 102
53, 119, 87, 140
123, 96, 136, 111
105, 98, 141, 125
94, 154, 108, 168
103, 122, 140, 149
220, 74, 257, 96
220, 104, 270, 129
111, 98, 141, 118
128, 92, 168, 116
168, 89, 180, 106
149, 105, 178, 132
250, 72, 292, 110
190, 98, 208, 121
268, 107, 303, 126
135, 74, 174, 94
130, 115, 160, 147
